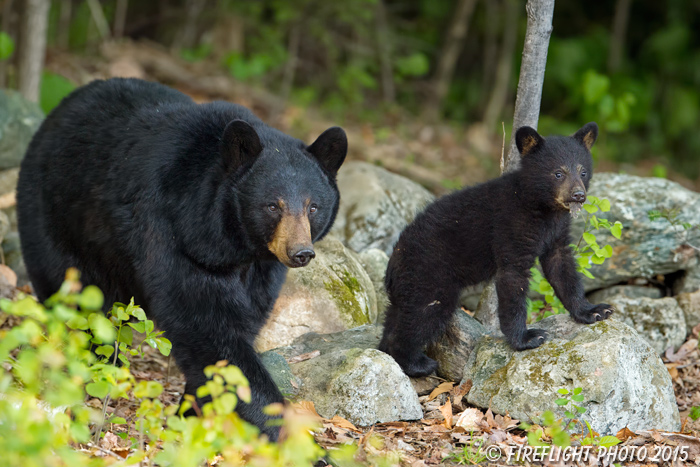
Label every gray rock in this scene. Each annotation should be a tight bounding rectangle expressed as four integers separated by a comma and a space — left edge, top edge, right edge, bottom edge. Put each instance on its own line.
2, 232, 27, 287
427, 310, 487, 382
676, 289, 700, 335
607, 296, 686, 354
574, 173, 700, 290
462, 315, 680, 435
330, 162, 434, 255
260, 351, 301, 398
587, 285, 662, 303
357, 248, 389, 320
0, 90, 44, 169
270, 324, 382, 360
291, 348, 422, 426
673, 264, 700, 295
255, 237, 377, 351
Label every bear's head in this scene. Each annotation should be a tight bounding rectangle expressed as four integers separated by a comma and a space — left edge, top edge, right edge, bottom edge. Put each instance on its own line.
222, 120, 347, 268
515, 122, 598, 214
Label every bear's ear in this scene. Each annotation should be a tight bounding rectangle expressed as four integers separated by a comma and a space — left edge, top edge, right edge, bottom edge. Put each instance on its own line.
573, 122, 598, 151
515, 126, 545, 156
307, 127, 348, 176
221, 120, 262, 170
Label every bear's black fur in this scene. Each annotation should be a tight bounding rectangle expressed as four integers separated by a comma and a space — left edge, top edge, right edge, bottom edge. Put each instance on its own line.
17, 78, 347, 439
378, 123, 614, 377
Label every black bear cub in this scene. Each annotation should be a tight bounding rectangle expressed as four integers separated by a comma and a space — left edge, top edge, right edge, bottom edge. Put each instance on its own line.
17, 78, 347, 440
379, 123, 614, 377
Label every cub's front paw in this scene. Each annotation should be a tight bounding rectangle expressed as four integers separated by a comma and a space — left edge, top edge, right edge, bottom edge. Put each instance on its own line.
571, 303, 614, 324
511, 329, 547, 351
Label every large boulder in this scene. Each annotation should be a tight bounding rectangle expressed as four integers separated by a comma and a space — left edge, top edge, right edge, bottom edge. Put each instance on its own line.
575, 173, 700, 290
607, 296, 686, 354
0, 90, 44, 169
676, 289, 700, 335
586, 285, 662, 303
427, 310, 488, 382
265, 326, 422, 426
330, 161, 434, 255
255, 237, 377, 351
357, 248, 389, 320
462, 315, 680, 435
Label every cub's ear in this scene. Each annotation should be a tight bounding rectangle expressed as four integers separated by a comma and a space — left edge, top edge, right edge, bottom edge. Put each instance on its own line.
307, 127, 347, 176
221, 120, 262, 170
515, 126, 545, 156
573, 122, 598, 151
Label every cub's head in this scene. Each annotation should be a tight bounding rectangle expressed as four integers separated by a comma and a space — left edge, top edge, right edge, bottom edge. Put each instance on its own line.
222, 120, 347, 268
516, 122, 598, 214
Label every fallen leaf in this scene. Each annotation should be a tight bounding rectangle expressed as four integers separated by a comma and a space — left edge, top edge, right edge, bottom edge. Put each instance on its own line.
666, 364, 679, 379
454, 408, 484, 431
0, 265, 17, 287
293, 400, 321, 419
287, 350, 321, 364
439, 398, 452, 429
329, 415, 359, 432
428, 381, 454, 401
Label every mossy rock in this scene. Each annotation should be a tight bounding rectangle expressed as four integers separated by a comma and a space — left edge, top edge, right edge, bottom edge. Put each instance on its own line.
462, 314, 680, 435
256, 237, 377, 351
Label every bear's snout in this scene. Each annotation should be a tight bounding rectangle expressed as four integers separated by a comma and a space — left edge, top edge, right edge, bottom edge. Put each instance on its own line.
289, 248, 315, 267
267, 213, 314, 268
571, 191, 586, 203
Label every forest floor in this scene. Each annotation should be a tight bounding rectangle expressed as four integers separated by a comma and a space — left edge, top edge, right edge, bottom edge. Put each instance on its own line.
10, 40, 700, 465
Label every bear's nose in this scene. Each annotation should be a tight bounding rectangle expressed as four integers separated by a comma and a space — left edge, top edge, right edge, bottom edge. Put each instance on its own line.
571, 191, 586, 203
291, 249, 315, 267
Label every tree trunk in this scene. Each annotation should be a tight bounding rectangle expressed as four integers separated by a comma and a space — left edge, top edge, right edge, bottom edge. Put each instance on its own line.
56, 0, 72, 49
474, 0, 555, 331
86, 0, 111, 41
423, 0, 478, 120
0, 0, 16, 87
173, 0, 207, 49
17, 0, 50, 102
483, 0, 520, 131
607, 0, 632, 72
114, 0, 129, 39
273, 20, 301, 124
481, 0, 500, 101
376, 0, 395, 104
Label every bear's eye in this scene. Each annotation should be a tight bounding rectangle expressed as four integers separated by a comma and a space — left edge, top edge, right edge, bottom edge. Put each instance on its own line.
267, 204, 278, 212
555, 172, 563, 179
309, 204, 318, 213
581, 171, 587, 178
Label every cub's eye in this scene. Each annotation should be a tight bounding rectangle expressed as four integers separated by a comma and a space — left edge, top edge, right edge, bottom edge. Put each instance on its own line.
555, 172, 563, 179
581, 171, 587, 178
267, 204, 278, 212
309, 204, 318, 213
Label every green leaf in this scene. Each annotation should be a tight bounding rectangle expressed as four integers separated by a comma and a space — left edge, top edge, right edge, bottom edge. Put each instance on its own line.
689, 406, 700, 421
583, 203, 599, 214
79, 285, 104, 310
582, 232, 596, 245
582, 269, 595, 279
571, 394, 584, 402
598, 198, 611, 212
573, 387, 582, 395
155, 337, 172, 356
109, 416, 127, 425
591, 255, 606, 264
552, 430, 571, 448
66, 315, 89, 330
598, 436, 621, 447
603, 244, 613, 258
128, 322, 146, 333
576, 406, 587, 414
86, 381, 109, 399
40, 72, 76, 114
564, 410, 575, 418
0, 31, 14, 61
557, 388, 570, 395
144, 320, 154, 335
95, 345, 114, 358
88, 313, 116, 343
117, 325, 133, 346
648, 210, 662, 221
611, 222, 623, 239
130, 305, 146, 321
554, 398, 568, 406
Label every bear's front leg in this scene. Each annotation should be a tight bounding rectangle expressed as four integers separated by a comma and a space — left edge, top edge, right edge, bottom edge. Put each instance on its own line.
173, 330, 284, 441
540, 241, 614, 324
495, 268, 547, 350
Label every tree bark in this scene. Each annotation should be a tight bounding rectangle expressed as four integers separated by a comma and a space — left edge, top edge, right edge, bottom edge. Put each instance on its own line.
376, 0, 395, 104
17, 0, 50, 102
57, 0, 72, 50
86, 0, 111, 40
114, 0, 129, 39
481, 0, 500, 101
607, 0, 632, 72
423, 0, 478, 120
0, 0, 16, 87
173, 0, 207, 49
483, 0, 520, 131
474, 0, 555, 331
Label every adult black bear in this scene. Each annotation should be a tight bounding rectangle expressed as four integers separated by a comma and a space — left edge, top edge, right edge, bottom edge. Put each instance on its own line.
378, 123, 614, 377
17, 78, 347, 440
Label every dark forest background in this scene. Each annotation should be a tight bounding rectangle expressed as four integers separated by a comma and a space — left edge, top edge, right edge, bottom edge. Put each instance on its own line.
1, 0, 699, 185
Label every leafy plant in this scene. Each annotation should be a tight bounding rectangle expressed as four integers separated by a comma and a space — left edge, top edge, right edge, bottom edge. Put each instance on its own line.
528, 196, 622, 322
0, 31, 14, 61
689, 406, 700, 421
648, 207, 699, 252
0, 269, 324, 466
443, 433, 488, 465
40, 71, 76, 114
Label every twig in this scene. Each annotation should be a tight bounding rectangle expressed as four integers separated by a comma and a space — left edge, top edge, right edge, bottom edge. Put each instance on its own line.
87, 443, 123, 459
